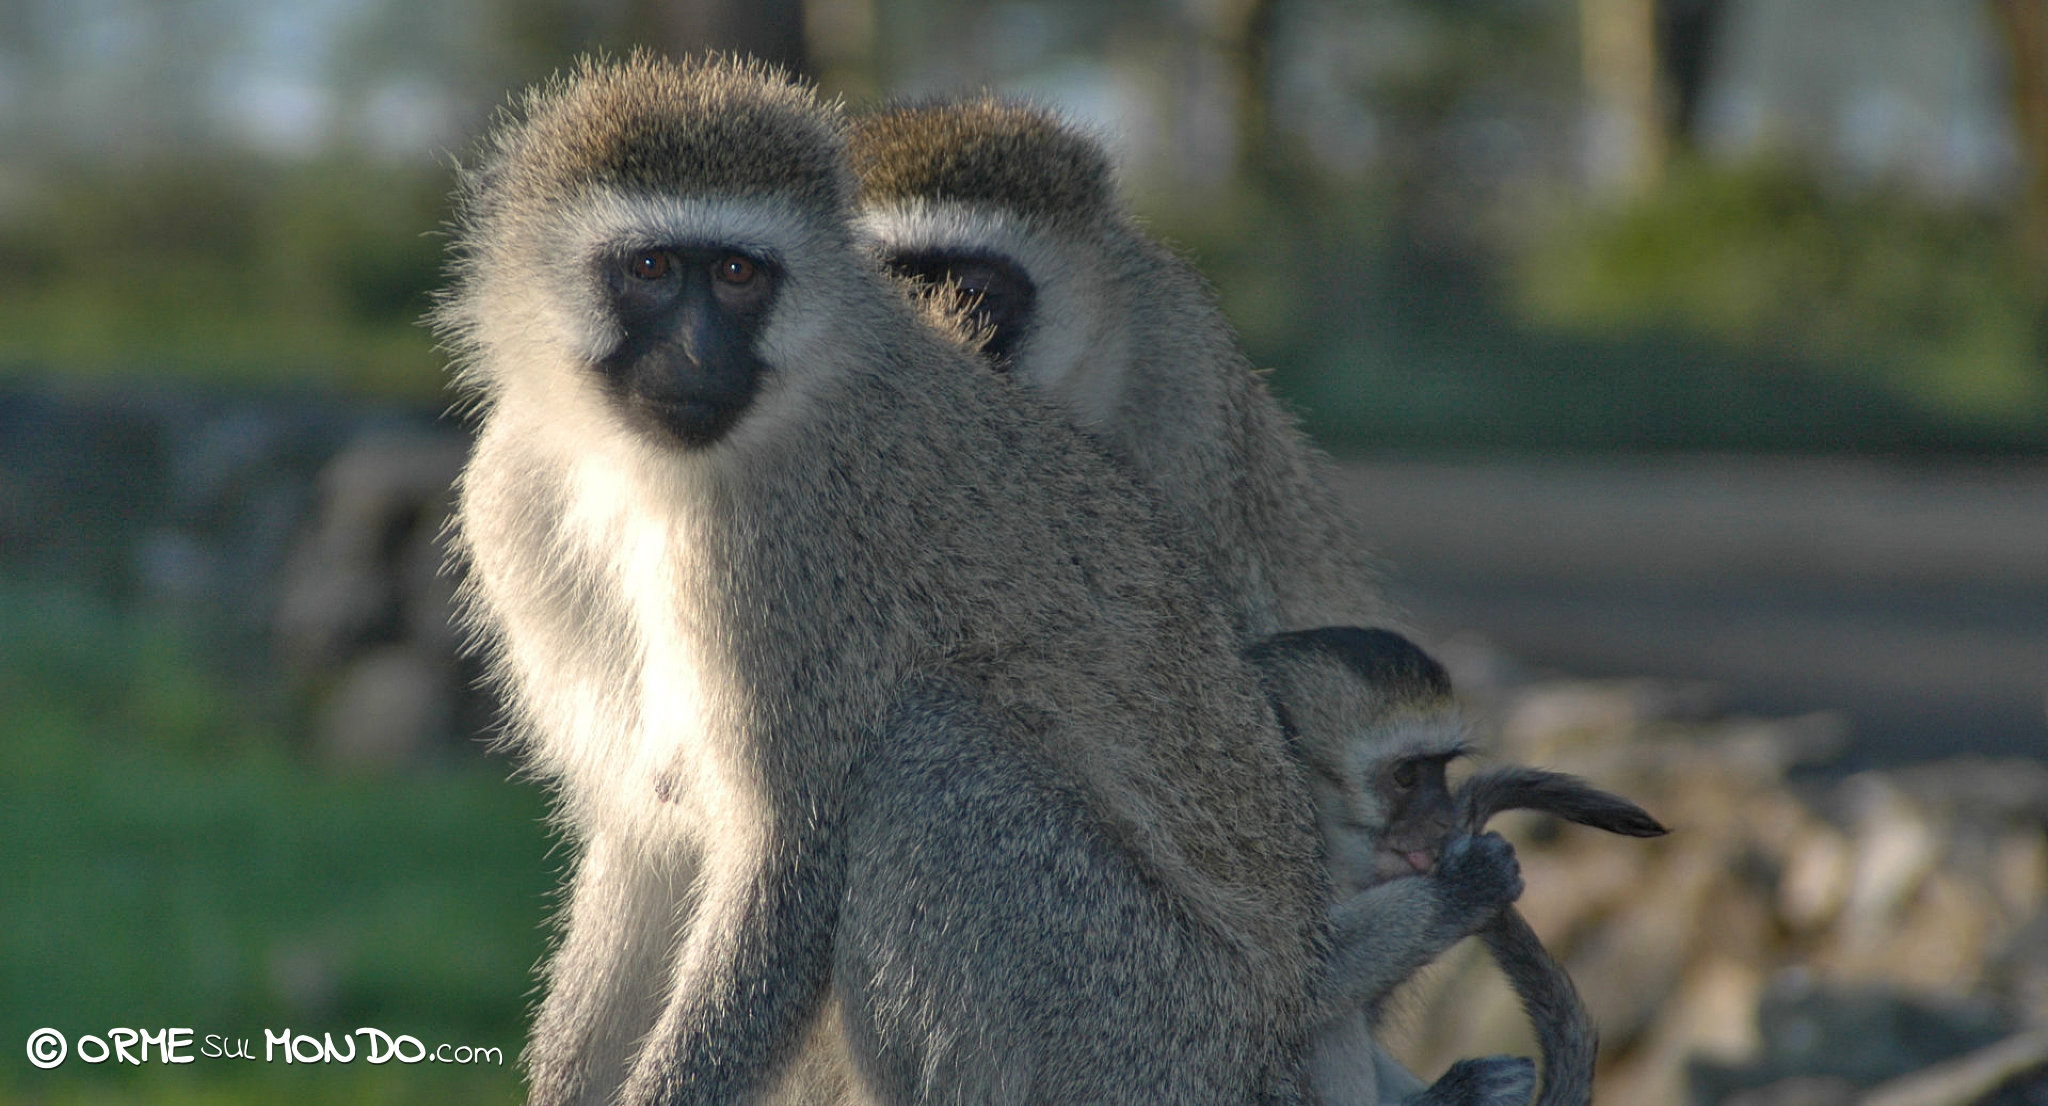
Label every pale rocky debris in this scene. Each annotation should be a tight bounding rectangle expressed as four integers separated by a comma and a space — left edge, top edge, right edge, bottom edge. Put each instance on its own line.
1387, 638, 2048, 1106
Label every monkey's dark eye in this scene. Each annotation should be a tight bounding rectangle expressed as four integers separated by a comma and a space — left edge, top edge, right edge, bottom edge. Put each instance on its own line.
1391, 761, 1420, 789
714, 255, 757, 285
630, 251, 672, 281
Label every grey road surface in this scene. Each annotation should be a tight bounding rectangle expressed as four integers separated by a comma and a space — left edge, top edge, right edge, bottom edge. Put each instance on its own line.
1332, 457, 2048, 771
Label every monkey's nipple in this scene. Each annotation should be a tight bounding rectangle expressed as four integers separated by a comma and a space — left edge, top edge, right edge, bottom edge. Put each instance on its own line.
1403, 850, 1436, 873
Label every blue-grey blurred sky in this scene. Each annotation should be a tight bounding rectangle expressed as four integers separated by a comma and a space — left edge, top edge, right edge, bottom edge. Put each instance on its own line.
0, 0, 2024, 204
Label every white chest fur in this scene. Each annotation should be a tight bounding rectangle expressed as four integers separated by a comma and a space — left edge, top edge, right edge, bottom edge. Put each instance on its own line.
464, 427, 752, 845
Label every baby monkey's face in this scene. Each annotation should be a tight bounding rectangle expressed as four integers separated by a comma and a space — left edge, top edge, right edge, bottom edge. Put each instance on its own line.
1314, 723, 1468, 896
1247, 627, 1470, 899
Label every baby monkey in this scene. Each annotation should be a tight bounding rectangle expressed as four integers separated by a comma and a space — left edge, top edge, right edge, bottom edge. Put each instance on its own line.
1251, 627, 1668, 1106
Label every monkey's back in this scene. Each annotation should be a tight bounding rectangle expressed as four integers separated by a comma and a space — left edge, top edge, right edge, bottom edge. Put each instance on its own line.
715, 293, 1328, 951
1102, 230, 1389, 639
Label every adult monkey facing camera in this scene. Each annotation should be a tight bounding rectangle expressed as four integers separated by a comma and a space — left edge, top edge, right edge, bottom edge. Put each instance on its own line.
1254, 626, 1669, 1106
438, 54, 1328, 1106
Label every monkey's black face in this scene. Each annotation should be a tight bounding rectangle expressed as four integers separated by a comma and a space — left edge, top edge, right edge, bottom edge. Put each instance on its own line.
1378, 752, 1459, 874
886, 250, 1036, 368
597, 245, 780, 448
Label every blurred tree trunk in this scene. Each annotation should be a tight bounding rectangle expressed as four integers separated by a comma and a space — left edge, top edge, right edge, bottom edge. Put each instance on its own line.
1580, 0, 1667, 198
500, 0, 811, 78
1161, 0, 1289, 202
1656, 0, 1730, 147
622, 0, 810, 77
1222, 0, 1284, 188
803, 0, 880, 100
1987, 0, 2048, 277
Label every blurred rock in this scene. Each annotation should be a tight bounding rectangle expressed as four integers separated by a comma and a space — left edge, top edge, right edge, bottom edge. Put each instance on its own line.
1859, 1031, 2048, 1106
313, 644, 459, 772
274, 430, 465, 669
1722, 1075, 1858, 1106
274, 428, 477, 771
0, 387, 170, 593
1692, 980, 2007, 1100
0, 382, 482, 767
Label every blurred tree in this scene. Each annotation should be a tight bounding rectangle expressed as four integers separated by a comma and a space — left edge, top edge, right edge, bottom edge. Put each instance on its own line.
1579, 0, 1733, 197
806, 0, 881, 99
1986, 0, 2048, 277
629, 0, 810, 75
1654, 0, 1731, 147
495, 0, 811, 86
1514, 157, 2048, 423
1580, 0, 1665, 196
1185, 0, 1286, 188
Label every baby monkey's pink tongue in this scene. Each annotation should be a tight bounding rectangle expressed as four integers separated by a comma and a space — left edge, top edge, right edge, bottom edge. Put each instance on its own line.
1404, 851, 1435, 873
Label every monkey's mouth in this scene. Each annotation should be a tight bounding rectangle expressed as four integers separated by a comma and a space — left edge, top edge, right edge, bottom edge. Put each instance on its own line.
1375, 847, 1438, 880
628, 392, 752, 448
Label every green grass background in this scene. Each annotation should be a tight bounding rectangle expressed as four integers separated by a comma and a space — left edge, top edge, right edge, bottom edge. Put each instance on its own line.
1, 581, 551, 1104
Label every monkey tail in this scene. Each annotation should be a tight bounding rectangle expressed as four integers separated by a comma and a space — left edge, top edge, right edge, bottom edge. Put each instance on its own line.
1479, 910, 1596, 1106
1456, 766, 1667, 839
1456, 765, 1669, 1106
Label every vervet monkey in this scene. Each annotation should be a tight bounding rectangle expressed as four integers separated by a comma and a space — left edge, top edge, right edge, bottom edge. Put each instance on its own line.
1254, 627, 1667, 1106
847, 100, 1475, 1104
1253, 627, 1531, 1106
849, 97, 1390, 642
437, 54, 1327, 1106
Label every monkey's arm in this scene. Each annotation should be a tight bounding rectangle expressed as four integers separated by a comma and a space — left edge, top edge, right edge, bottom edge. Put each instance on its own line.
1316, 831, 1522, 1022
619, 794, 846, 1106
1371, 1041, 1538, 1106
526, 833, 691, 1106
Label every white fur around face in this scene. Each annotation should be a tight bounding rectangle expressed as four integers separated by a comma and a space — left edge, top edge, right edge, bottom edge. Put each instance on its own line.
856, 200, 1132, 429
452, 189, 883, 847
455, 189, 874, 471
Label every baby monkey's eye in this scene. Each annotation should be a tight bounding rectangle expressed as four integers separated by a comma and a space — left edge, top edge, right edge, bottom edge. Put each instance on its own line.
715, 255, 757, 284
630, 251, 672, 280
1390, 761, 1420, 789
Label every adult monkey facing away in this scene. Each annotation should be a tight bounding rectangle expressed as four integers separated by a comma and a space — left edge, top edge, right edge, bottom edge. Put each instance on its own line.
845, 103, 1673, 1106
847, 100, 1467, 1104
1254, 626, 1669, 1106
438, 54, 1328, 1106
849, 97, 1391, 642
